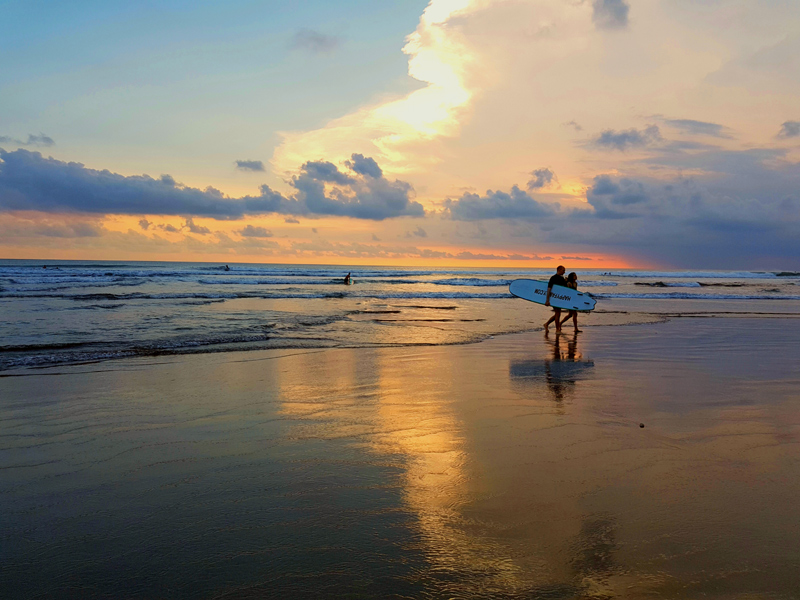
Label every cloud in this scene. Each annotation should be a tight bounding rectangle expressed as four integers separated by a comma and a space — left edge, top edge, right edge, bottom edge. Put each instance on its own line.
344, 154, 382, 178
587, 175, 649, 217
138, 218, 151, 230
561, 256, 592, 261
664, 119, 731, 138
592, 125, 662, 151
0, 133, 55, 147
0, 149, 423, 221
237, 225, 273, 238
592, 0, 629, 30
284, 217, 300, 224
290, 29, 341, 54
291, 157, 424, 220
183, 217, 211, 234
0, 214, 103, 239
778, 121, 800, 138
272, 0, 479, 174
564, 120, 583, 132
454, 251, 552, 261
372, 234, 381, 241
445, 185, 556, 221
406, 226, 427, 238
235, 160, 265, 172
527, 168, 556, 190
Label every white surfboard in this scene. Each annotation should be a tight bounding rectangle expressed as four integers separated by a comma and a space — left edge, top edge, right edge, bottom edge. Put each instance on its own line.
509, 279, 596, 312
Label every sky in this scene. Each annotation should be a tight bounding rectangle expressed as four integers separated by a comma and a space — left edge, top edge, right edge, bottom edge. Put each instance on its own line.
1, 0, 799, 268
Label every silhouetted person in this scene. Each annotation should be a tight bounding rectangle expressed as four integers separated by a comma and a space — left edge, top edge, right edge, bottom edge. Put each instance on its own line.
544, 265, 567, 332
224, 265, 230, 271
344, 272, 351, 285
559, 272, 582, 332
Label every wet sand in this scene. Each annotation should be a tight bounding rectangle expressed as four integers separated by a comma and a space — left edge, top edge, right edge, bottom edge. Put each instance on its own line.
2, 317, 800, 598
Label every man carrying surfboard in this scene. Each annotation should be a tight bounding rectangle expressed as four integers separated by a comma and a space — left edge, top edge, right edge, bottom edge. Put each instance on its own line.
544, 265, 568, 332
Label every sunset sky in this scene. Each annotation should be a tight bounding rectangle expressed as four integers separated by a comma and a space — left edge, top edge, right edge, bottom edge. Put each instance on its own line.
2, 0, 799, 268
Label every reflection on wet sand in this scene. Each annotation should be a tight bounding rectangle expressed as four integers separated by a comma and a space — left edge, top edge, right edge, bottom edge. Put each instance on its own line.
271, 320, 800, 597
276, 345, 530, 595
510, 331, 595, 402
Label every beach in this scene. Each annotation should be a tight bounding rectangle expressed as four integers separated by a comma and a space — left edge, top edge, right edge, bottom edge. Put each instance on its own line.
3, 315, 799, 598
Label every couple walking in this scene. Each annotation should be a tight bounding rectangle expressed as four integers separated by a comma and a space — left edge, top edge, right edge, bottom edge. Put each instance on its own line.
544, 265, 581, 333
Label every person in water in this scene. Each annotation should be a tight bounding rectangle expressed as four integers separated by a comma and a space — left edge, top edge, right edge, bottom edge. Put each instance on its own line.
224, 265, 230, 271
544, 265, 567, 332
344, 272, 351, 285
559, 272, 582, 332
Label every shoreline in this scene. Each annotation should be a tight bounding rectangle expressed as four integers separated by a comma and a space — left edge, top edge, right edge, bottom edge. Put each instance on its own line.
4, 305, 800, 376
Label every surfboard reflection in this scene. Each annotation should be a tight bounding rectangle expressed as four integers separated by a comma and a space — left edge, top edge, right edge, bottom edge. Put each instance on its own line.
509, 331, 594, 402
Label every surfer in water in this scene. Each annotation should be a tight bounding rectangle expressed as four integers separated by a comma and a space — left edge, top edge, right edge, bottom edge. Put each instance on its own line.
559, 272, 582, 332
343, 272, 351, 285
544, 265, 568, 332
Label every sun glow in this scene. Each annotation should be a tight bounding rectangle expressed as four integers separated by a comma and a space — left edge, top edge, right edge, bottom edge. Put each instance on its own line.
272, 0, 480, 175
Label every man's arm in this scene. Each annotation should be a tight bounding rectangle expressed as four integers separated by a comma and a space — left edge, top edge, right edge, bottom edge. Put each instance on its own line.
545, 286, 552, 306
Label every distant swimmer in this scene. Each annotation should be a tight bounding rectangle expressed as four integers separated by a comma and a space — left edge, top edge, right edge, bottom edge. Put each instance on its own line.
544, 265, 567, 332
224, 265, 230, 271
559, 272, 582, 332
343, 272, 351, 285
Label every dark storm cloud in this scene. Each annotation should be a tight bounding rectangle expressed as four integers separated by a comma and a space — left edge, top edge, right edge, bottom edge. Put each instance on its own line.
445, 185, 556, 221
237, 225, 273, 238
592, 125, 661, 151
445, 139, 800, 267
0, 149, 423, 221
291, 29, 341, 54
568, 162, 800, 266
592, 0, 629, 29
235, 160, 265, 172
778, 121, 800, 138
0, 133, 55, 147
664, 119, 731, 138
527, 168, 556, 190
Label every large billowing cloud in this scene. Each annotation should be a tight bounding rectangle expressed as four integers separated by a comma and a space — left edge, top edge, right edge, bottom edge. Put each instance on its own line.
273, 0, 480, 174
0, 149, 423, 221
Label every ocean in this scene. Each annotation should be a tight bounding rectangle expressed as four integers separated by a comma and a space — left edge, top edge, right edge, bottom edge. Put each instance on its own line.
1, 259, 799, 371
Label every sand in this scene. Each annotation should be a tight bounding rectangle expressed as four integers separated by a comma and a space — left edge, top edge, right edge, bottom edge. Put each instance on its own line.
2, 317, 800, 598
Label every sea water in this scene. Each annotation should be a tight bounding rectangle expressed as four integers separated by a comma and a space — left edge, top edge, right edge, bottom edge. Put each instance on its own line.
1, 259, 798, 371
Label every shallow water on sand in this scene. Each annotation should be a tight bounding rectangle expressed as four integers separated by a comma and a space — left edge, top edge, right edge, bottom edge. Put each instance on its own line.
1, 318, 799, 598
2, 259, 799, 371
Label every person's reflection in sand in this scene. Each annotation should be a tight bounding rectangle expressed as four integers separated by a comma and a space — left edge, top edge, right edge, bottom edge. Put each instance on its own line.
510, 331, 593, 404
544, 330, 585, 402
